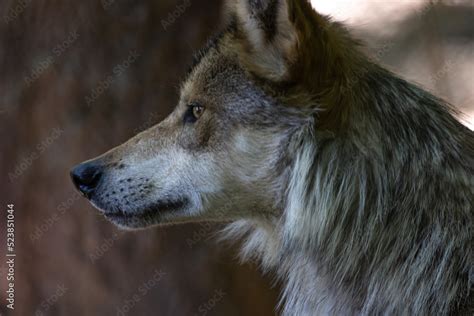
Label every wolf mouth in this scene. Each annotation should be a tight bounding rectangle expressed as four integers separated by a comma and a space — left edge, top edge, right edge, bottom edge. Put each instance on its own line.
102, 198, 188, 221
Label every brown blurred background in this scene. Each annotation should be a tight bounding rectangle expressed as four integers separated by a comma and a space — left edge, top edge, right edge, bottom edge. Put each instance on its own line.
0, 0, 472, 315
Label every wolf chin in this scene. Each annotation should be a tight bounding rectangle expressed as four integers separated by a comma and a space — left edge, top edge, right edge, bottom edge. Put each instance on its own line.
71, 0, 473, 315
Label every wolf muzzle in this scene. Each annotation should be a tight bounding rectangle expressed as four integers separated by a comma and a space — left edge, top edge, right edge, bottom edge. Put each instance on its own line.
70, 160, 103, 199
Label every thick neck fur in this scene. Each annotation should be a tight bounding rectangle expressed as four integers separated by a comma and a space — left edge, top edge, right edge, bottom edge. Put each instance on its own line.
222, 64, 473, 315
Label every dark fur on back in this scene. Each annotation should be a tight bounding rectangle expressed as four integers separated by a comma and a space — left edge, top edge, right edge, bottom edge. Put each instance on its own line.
219, 1, 473, 315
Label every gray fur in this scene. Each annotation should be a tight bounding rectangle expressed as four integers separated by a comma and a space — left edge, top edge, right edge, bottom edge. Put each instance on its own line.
222, 76, 474, 314
74, 1, 473, 314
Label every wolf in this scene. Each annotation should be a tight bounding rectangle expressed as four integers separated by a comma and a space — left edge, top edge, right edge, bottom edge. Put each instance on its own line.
71, 0, 473, 314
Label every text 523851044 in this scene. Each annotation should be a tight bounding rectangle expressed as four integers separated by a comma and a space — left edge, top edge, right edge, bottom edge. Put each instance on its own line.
6, 203, 16, 310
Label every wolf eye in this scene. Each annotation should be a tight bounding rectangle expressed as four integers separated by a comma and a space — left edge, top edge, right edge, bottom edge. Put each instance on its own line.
183, 103, 205, 123
192, 104, 205, 118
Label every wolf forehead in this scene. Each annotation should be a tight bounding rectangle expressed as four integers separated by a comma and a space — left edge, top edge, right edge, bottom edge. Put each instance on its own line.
180, 37, 264, 108
182, 29, 244, 96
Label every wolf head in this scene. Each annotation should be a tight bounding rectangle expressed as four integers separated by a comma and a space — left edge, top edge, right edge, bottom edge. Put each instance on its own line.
71, 0, 343, 229
71, 1, 473, 314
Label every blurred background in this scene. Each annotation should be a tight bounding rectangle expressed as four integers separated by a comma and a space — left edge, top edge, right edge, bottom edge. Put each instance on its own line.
0, 0, 472, 315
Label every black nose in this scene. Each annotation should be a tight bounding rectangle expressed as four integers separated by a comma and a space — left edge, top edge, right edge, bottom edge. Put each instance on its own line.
70, 161, 103, 198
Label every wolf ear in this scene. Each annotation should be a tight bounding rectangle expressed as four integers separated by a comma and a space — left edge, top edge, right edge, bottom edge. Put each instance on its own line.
226, 0, 298, 81
227, 0, 359, 127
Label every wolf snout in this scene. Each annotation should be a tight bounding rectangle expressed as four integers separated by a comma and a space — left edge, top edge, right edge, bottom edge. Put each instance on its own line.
70, 161, 103, 198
